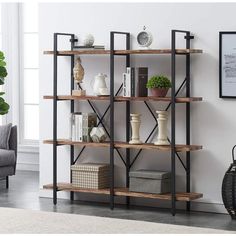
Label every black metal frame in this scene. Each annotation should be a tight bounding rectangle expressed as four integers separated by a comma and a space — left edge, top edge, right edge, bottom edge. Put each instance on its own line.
51, 29, 194, 216
219, 31, 236, 98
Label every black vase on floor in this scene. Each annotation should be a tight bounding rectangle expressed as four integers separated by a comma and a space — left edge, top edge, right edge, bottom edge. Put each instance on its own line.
222, 145, 236, 219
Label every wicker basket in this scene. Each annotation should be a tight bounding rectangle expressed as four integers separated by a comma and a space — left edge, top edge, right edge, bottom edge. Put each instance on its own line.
222, 145, 236, 219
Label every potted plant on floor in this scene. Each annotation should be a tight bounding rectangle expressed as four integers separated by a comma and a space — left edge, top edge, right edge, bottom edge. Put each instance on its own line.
0, 51, 9, 114
146, 75, 171, 97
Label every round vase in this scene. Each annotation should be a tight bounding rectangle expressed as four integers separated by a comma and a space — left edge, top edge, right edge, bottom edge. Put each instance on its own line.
129, 113, 142, 144
150, 88, 169, 97
154, 110, 169, 145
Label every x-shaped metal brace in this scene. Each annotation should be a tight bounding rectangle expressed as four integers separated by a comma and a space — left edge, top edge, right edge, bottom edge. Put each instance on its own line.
129, 77, 188, 172
73, 84, 126, 166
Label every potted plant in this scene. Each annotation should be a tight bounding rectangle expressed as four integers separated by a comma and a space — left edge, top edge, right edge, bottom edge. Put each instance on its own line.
146, 75, 171, 97
0, 51, 9, 115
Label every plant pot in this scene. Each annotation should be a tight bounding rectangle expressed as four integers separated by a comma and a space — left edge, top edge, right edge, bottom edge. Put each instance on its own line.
150, 88, 169, 97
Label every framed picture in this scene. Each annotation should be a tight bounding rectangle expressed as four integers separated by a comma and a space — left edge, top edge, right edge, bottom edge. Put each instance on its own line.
219, 32, 236, 98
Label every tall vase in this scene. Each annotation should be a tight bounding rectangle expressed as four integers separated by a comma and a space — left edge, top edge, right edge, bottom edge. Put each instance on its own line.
154, 111, 169, 145
129, 114, 142, 144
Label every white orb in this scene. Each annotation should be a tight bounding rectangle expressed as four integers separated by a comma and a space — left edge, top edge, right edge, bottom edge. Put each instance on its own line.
83, 34, 94, 47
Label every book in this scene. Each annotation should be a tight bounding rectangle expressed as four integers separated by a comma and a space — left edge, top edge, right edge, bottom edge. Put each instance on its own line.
137, 67, 148, 97
71, 112, 97, 142
71, 112, 82, 142
73, 45, 105, 50
130, 67, 136, 97
124, 67, 136, 97
123, 72, 131, 97
82, 113, 97, 142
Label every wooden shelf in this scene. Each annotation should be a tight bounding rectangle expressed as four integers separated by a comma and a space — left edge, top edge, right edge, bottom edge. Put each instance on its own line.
43, 139, 110, 147
115, 142, 202, 152
43, 139, 202, 152
43, 95, 110, 101
44, 49, 203, 56
43, 183, 203, 202
43, 95, 203, 103
116, 96, 202, 102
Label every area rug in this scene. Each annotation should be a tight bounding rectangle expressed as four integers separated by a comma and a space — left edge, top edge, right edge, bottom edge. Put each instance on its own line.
0, 207, 234, 234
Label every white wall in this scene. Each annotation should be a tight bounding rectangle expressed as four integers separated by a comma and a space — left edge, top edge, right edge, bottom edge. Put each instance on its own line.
39, 2, 236, 213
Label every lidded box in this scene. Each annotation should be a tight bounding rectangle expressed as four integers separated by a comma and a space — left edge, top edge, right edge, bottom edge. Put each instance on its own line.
129, 169, 171, 194
71, 163, 110, 189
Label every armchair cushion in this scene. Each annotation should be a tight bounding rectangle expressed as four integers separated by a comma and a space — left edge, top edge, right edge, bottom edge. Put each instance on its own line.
0, 123, 12, 149
0, 149, 15, 167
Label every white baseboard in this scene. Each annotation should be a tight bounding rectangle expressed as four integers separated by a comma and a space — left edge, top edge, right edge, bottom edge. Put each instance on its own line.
16, 151, 39, 171
17, 162, 39, 172
39, 189, 227, 214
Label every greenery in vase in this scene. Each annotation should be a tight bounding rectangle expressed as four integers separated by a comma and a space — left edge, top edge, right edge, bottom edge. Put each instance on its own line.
146, 75, 171, 89
0, 51, 9, 115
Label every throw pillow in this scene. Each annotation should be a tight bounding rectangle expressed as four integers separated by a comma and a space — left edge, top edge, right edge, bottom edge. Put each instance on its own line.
0, 123, 12, 149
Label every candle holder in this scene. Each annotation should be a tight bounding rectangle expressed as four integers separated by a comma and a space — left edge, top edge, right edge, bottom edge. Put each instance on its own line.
129, 113, 142, 144
154, 111, 169, 145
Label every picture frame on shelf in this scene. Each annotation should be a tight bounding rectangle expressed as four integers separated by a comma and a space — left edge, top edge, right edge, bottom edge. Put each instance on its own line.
219, 31, 236, 98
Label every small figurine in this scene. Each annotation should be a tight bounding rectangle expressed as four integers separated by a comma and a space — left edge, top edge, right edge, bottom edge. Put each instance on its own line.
90, 127, 107, 143
73, 57, 84, 84
83, 34, 95, 47
72, 57, 86, 96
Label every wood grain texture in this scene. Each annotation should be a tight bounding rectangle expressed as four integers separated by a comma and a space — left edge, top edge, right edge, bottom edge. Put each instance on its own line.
43, 139, 202, 152
44, 49, 203, 55
43, 139, 110, 147
115, 96, 203, 102
43, 95, 110, 101
114, 142, 202, 152
43, 183, 203, 201
43, 95, 203, 103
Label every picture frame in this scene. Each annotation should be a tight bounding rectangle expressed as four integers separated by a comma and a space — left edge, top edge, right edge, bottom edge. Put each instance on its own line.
219, 32, 236, 98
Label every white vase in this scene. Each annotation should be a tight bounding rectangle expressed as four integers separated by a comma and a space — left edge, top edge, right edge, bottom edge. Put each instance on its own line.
129, 113, 142, 144
154, 111, 169, 145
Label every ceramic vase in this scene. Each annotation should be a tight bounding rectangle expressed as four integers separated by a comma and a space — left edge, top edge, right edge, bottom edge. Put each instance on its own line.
129, 113, 142, 144
154, 111, 169, 145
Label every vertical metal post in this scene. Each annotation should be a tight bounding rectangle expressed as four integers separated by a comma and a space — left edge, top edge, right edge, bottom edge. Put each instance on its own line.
126, 33, 131, 208
186, 32, 191, 211
6, 176, 9, 189
53, 33, 58, 205
171, 30, 176, 216
70, 35, 75, 201
110, 32, 115, 210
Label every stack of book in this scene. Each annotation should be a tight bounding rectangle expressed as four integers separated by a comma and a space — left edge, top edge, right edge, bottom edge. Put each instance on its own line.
71, 112, 97, 142
73, 45, 105, 50
123, 67, 148, 97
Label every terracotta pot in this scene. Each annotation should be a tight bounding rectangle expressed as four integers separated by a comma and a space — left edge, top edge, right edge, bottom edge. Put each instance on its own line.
150, 88, 169, 97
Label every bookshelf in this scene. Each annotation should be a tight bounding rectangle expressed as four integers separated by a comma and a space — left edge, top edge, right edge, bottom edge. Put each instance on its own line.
43, 30, 203, 216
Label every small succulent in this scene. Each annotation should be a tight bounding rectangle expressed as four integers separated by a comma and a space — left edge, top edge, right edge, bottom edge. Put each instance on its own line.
146, 75, 171, 89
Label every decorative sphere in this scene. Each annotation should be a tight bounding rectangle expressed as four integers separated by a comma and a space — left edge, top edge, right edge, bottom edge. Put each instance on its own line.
83, 34, 94, 47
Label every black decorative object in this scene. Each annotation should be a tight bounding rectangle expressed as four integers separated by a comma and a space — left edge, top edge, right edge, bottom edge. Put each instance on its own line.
222, 145, 236, 219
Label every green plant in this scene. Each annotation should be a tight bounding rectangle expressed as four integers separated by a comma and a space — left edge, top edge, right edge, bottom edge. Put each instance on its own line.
0, 51, 9, 115
146, 75, 171, 89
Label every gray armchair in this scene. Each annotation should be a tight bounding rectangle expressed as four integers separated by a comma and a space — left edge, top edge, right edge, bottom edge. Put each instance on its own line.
0, 126, 17, 188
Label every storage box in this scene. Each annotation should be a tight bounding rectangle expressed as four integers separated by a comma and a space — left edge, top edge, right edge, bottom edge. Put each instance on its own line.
71, 163, 110, 189
129, 170, 171, 194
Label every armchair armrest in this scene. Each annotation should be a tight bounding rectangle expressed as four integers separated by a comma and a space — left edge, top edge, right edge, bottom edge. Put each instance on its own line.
9, 126, 17, 157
